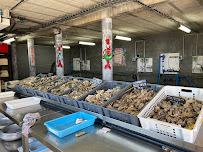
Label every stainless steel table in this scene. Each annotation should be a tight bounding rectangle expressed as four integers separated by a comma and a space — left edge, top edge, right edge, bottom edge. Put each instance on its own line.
2, 88, 203, 152
0, 96, 163, 152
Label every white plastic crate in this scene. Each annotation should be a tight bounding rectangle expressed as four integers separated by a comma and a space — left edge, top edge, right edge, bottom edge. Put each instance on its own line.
138, 86, 203, 143
5, 97, 41, 109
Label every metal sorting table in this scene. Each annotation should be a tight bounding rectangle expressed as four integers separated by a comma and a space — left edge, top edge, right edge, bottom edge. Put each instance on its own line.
0, 88, 203, 152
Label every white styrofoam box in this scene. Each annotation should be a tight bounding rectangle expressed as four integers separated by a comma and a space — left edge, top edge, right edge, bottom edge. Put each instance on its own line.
5, 97, 41, 109
192, 56, 203, 73
0, 91, 15, 99
160, 53, 180, 74
138, 86, 203, 143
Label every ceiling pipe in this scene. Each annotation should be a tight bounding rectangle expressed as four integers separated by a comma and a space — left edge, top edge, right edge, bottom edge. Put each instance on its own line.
5, 0, 185, 38
10, 0, 27, 11
11, 15, 43, 25
132, 0, 180, 25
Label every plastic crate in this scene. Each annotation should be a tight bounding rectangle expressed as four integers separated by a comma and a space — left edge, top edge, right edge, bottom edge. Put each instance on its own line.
103, 83, 163, 125
77, 80, 131, 115
16, 84, 26, 92
34, 77, 68, 97
60, 78, 103, 108
59, 96, 79, 107
44, 112, 97, 138
46, 78, 85, 105
47, 77, 85, 95
137, 86, 203, 143
44, 93, 61, 102
24, 88, 35, 95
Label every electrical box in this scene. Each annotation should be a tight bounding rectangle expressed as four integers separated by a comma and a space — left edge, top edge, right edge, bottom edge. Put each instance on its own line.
137, 58, 153, 73
192, 56, 203, 73
82, 60, 90, 71
73, 58, 80, 71
160, 53, 180, 74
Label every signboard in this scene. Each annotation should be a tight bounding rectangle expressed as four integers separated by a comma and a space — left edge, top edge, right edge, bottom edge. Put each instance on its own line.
113, 48, 126, 66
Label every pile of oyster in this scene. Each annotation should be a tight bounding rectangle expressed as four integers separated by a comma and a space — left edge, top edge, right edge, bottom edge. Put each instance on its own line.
149, 96, 203, 128
85, 89, 120, 106
36, 79, 66, 92
51, 78, 81, 95
19, 77, 40, 87
25, 76, 58, 89
63, 80, 98, 99
107, 89, 156, 115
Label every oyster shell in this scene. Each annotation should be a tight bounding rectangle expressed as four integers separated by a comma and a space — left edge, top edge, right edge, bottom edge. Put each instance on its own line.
36, 79, 66, 92
63, 80, 98, 100
51, 78, 81, 95
107, 89, 156, 115
149, 96, 203, 128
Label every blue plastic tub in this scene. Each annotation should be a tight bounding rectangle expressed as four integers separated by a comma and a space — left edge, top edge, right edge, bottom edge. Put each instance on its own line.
44, 112, 97, 138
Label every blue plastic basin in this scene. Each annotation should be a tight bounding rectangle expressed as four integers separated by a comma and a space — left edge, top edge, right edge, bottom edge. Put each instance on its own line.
44, 112, 97, 138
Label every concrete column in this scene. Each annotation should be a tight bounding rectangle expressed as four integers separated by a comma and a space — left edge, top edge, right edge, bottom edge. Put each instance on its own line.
11, 43, 18, 80
54, 30, 64, 76
27, 38, 36, 76
102, 18, 113, 81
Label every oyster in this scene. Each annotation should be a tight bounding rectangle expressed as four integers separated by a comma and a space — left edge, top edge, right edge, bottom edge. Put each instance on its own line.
149, 96, 203, 129
19, 77, 40, 87
36, 79, 66, 92
51, 78, 81, 95
85, 89, 120, 106
63, 80, 98, 99
107, 89, 156, 115
19, 76, 57, 89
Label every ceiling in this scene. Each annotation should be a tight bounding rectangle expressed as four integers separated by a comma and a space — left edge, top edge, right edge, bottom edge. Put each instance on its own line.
0, 0, 203, 46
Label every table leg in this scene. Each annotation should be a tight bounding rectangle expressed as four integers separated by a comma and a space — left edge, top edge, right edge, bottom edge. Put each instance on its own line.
22, 134, 29, 152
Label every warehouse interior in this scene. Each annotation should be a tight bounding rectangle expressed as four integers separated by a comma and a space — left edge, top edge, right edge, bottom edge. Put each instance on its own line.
0, 0, 203, 152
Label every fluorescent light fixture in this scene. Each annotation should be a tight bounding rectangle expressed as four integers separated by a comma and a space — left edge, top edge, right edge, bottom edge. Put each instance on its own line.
115, 35, 131, 41
79, 41, 95, 46
62, 46, 71, 49
178, 24, 191, 33
3, 37, 15, 44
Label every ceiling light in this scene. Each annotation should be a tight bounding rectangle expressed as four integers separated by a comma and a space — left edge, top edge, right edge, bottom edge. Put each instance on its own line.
115, 35, 131, 41
62, 46, 71, 49
3, 37, 15, 44
79, 41, 95, 46
178, 24, 191, 33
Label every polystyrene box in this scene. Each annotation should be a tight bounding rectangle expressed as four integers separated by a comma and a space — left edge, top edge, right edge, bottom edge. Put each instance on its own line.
0, 91, 15, 99
5, 97, 41, 109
